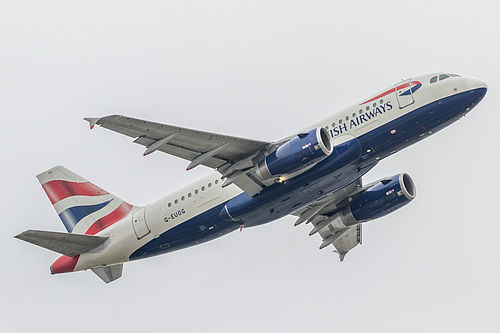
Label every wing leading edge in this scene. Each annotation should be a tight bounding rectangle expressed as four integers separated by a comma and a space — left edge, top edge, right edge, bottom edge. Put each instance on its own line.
86, 115, 272, 196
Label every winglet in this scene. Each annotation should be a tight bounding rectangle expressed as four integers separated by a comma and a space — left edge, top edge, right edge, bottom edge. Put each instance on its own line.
84, 117, 100, 130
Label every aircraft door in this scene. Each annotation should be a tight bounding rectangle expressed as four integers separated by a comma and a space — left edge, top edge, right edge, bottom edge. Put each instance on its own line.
132, 208, 151, 240
395, 79, 415, 109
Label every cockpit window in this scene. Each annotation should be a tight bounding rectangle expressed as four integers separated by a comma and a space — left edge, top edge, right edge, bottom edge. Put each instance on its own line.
439, 74, 450, 81
431, 73, 460, 84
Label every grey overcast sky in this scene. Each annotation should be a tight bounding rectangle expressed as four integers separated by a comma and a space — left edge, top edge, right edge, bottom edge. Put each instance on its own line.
1, 1, 499, 332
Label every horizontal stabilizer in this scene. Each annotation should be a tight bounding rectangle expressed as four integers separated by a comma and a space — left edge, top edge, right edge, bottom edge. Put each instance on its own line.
15, 230, 109, 257
92, 264, 123, 284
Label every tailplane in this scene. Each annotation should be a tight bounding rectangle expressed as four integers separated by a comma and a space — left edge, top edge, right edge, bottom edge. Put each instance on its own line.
15, 230, 109, 257
92, 264, 123, 284
37, 165, 136, 235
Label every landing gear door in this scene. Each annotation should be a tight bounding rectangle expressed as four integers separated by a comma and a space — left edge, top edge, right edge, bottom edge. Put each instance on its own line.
132, 208, 150, 240
395, 79, 415, 109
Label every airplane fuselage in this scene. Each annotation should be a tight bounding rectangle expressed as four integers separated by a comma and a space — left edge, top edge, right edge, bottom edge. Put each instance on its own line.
49, 73, 488, 274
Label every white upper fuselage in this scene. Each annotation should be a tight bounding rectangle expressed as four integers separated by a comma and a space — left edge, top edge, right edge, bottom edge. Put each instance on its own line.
73, 73, 486, 271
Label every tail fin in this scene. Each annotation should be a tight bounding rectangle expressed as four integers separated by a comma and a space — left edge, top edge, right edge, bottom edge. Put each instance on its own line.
37, 166, 136, 235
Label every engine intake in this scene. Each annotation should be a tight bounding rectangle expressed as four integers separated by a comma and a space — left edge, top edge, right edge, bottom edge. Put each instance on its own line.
256, 127, 333, 181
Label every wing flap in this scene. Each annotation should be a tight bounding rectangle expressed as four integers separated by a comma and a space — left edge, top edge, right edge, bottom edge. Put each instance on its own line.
293, 178, 365, 260
332, 224, 362, 261
15, 230, 109, 257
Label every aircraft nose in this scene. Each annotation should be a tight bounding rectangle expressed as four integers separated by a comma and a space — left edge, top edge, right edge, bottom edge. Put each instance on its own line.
467, 77, 488, 90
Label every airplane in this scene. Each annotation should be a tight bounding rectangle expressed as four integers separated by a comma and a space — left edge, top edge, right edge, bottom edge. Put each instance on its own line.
15, 73, 487, 283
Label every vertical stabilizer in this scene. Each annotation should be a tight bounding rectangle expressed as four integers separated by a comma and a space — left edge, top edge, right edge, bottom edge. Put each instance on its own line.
37, 166, 136, 235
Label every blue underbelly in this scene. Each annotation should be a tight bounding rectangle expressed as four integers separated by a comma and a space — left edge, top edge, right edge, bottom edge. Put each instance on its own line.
129, 88, 486, 261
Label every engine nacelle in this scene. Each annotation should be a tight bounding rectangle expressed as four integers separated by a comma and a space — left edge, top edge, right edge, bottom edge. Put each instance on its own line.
256, 127, 333, 181
340, 173, 416, 226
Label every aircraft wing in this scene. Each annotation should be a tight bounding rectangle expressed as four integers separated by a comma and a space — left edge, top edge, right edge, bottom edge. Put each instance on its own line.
86, 115, 272, 196
292, 178, 366, 260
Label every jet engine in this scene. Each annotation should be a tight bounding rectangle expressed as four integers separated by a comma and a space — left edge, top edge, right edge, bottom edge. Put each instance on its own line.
256, 127, 333, 181
308, 173, 416, 237
340, 173, 416, 226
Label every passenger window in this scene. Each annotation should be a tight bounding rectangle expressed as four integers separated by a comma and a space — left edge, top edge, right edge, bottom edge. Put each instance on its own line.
215, 179, 219, 185
188, 193, 191, 198
332, 122, 335, 127
380, 99, 384, 104
439, 74, 450, 81
359, 110, 363, 114
195, 189, 199, 194
430, 76, 437, 84
352, 113, 356, 118
181, 196, 185, 201
174, 199, 178, 204
366, 106, 370, 111
372, 103, 377, 108
339, 119, 342, 124
201, 186, 205, 191
208, 183, 212, 188
168, 203, 172, 208
345, 116, 349, 121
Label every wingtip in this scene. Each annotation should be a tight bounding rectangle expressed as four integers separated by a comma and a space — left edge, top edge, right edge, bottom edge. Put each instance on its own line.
84, 117, 99, 130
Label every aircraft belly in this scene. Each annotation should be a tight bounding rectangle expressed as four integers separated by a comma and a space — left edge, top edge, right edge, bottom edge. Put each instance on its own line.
129, 88, 487, 262
129, 202, 239, 260
356, 88, 486, 166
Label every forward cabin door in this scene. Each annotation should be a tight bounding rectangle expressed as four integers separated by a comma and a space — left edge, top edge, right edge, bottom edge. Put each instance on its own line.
132, 208, 150, 240
395, 78, 415, 109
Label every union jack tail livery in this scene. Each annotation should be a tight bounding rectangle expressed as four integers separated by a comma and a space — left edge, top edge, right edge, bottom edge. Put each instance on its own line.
37, 166, 135, 235
16, 166, 139, 283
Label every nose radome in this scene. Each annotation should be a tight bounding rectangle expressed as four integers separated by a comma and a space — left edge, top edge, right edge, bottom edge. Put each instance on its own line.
467, 77, 488, 90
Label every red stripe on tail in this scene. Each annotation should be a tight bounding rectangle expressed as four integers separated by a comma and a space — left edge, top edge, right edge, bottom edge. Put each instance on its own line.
42, 180, 109, 205
85, 202, 133, 235
51, 255, 80, 274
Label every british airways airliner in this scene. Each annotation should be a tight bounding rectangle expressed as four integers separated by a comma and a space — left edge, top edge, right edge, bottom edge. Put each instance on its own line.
16, 73, 487, 283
